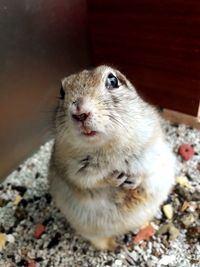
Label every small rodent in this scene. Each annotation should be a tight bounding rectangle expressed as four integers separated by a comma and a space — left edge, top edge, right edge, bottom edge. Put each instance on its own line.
48, 65, 175, 250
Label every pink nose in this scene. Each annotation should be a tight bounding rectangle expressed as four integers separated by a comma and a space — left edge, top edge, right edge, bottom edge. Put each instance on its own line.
72, 112, 90, 122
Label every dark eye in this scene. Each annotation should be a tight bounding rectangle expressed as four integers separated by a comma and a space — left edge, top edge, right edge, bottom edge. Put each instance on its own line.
105, 73, 119, 89
59, 84, 65, 100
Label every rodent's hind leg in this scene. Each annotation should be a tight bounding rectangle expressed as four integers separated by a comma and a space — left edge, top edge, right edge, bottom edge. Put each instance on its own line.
86, 236, 117, 251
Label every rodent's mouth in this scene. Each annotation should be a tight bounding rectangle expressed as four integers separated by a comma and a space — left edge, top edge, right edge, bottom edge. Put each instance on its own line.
82, 131, 97, 137
73, 121, 99, 137
81, 127, 97, 137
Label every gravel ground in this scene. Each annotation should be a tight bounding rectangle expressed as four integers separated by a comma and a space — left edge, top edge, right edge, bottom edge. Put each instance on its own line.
0, 121, 199, 267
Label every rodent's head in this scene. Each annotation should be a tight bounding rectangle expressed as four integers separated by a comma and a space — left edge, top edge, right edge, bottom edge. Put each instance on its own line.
55, 65, 147, 148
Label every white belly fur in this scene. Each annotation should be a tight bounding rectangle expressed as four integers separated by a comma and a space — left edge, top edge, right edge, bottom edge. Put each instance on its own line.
49, 139, 175, 239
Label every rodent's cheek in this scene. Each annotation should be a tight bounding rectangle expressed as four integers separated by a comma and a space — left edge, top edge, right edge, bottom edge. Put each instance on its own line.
68, 104, 76, 115
90, 114, 110, 133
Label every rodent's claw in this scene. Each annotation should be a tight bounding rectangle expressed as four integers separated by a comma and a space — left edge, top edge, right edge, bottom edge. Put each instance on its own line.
108, 171, 128, 187
108, 171, 142, 189
121, 175, 142, 190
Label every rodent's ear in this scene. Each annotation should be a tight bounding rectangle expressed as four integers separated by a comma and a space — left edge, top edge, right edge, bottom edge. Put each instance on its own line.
115, 70, 128, 87
59, 82, 65, 100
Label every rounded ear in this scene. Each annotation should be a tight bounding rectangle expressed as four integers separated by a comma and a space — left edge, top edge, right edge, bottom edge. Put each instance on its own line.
59, 82, 65, 100
115, 70, 128, 86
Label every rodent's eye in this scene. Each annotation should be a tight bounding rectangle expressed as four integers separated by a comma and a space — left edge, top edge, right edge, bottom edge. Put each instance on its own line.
59, 84, 65, 100
105, 73, 119, 89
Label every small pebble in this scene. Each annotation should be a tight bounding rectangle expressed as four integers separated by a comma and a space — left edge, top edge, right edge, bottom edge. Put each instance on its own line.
17, 166, 22, 172
34, 257, 43, 263
114, 259, 122, 266
0, 198, 8, 207
176, 176, 192, 189
35, 172, 40, 179
0, 233, 7, 251
186, 225, 200, 243
180, 201, 190, 212
175, 186, 192, 201
11, 185, 27, 196
105, 260, 113, 266
7, 234, 15, 243
187, 202, 197, 212
129, 251, 138, 262
168, 225, 180, 241
159, 255, 176, 265
14, 195, 22, 205
180, 213, 197, 228
158, 223, 179, 241
123, 234, 129, 244
197, 163, 200, 171
15, 206, 28, 221
162, 204, 173, 220
47, 232, 61, 249
17, 259, 28, 266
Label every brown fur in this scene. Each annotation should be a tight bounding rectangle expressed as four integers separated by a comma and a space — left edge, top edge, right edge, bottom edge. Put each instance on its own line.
115, 186, 147, 213
48, 65, 175, 250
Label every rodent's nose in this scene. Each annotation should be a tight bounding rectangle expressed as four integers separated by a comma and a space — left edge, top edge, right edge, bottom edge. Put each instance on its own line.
72, 112, 90, 122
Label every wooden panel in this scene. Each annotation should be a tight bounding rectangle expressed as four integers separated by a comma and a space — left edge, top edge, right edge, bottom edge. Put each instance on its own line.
0, 0, 90, 180
162, 109, 200, 130
87, 0, 200, 115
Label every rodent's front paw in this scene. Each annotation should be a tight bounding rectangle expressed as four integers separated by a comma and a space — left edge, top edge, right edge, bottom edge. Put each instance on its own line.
121, 175, 142, 190
107, 171, 128, 187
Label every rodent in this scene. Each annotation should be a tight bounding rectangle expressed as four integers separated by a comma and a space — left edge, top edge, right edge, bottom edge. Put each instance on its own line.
48, 65, 175, 250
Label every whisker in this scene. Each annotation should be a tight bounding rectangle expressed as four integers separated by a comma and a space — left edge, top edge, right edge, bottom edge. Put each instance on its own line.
107, 114, 129, 132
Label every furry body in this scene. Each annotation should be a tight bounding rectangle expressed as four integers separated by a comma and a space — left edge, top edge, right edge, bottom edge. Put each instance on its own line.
48, 66, 175, 249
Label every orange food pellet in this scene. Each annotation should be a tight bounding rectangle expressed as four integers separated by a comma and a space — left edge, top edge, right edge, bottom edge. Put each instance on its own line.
178, 144, 194, 161
133, 224, 156, 244
33, 223, 45, 239
28, 262, 36, 267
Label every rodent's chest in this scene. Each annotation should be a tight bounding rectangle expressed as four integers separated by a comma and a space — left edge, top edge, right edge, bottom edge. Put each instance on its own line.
68, 152, 129, 176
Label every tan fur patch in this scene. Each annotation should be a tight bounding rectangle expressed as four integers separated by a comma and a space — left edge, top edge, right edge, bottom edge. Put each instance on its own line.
106, 237, 117, 251
89, 236, 116, 250
96, 177, 112, 188
115, 186, 148, 212
67, 180, 93, 201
